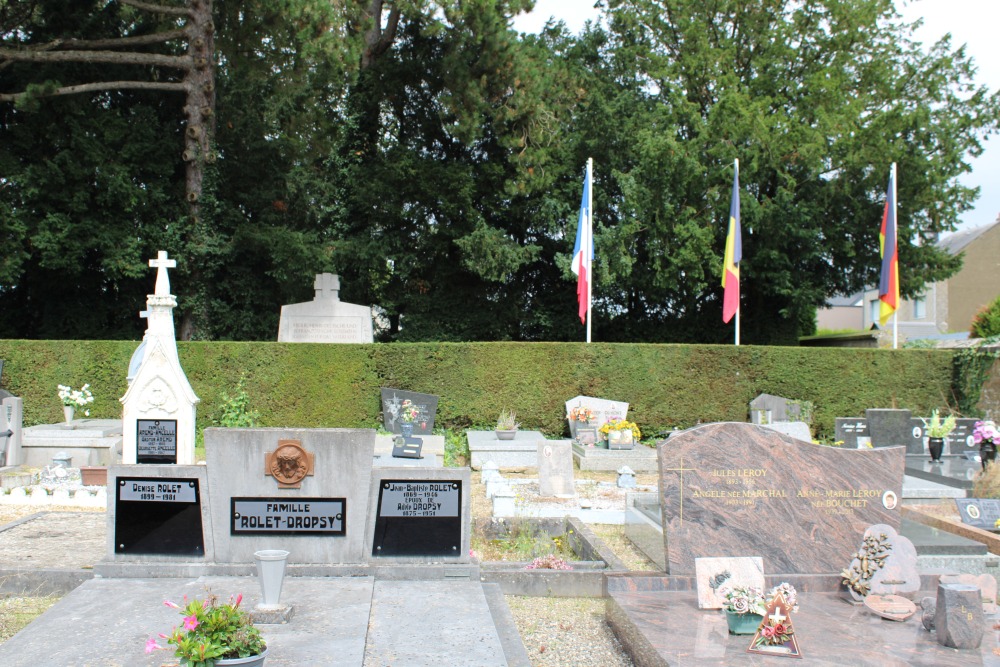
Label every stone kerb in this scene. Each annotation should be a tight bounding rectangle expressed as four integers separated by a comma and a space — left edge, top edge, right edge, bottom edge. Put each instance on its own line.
205, 427, 375, 564
658, 422, 905, 575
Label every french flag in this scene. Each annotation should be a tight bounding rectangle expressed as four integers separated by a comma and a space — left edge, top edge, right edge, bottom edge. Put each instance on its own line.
571, 164, 593, 325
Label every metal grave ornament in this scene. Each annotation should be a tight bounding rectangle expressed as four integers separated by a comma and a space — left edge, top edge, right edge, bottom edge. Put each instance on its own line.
264, 439, 315, 489
746, 591, 801, 659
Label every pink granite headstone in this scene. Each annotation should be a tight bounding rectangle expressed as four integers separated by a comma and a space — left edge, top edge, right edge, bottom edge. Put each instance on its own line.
658, 422, 904, 575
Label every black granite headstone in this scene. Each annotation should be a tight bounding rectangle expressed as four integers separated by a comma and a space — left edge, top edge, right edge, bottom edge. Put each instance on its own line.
372, 480, 462, 557
381, 388, 438, 435
834, 418, 869, 448
867, 409, 921, 453
114, 477, 204, 555
136, 419, 178, 464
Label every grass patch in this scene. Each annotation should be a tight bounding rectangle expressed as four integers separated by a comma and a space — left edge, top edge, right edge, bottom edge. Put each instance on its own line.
472, 520, 577, 562
0, 596, 60, 644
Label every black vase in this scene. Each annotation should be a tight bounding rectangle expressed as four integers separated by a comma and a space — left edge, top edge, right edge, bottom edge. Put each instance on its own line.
928, 437, 945, 462
981, 442, 997, 471
400, 422, 414, 438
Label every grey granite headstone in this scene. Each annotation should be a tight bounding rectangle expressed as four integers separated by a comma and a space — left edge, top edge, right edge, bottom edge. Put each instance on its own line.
954, 498, 1000, 530
277, 273, 374, 343
912, 417, 982, 456
538, 441, 575, 498
866, 409, 921, 453
759, 421, 812, 443
381, 388, 438, 435
658, 422, 904, 575
564, 395, 628, 435
935, 583, 984, 649
835, 418, 869, 448
749, 393, 808, 424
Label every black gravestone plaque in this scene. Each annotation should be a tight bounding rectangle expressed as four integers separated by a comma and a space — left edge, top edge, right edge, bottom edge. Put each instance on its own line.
392, 436, 424, 459
955, 498, 1000, 530
115, 477, 203, 555
231, 497, 345, 535
834, 418, 869, 448
372, 480, 462, 557
381, 388, 439, 435
137, 419, 178, 464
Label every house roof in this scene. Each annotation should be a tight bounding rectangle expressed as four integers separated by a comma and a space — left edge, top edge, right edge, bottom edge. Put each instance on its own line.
826, 292, 863, 308
938, 217, 1000, 255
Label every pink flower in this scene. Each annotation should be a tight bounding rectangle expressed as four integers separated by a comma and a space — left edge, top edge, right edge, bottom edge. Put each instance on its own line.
182, 614, 199, 631
145, 638, 161, 654
762, 626, 775, 638
235, 593, 243, 608
163, 599, 180, 609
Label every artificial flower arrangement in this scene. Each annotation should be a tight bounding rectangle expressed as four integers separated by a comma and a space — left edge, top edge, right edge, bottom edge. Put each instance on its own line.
598, 418, 641, 441
754, 614, 794, 648
719, 582, 798, 616
974, 420, 999, 447
146, 592, 266, 667
57, 383, 94, 414
567, 405, 596, 423
399, 399, 420, 423
924, 409, 957, 438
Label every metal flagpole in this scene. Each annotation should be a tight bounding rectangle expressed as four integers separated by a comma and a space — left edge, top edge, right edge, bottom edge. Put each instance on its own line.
586, 157, 593, 344
734, 158, 740, 347
891, 162, 898, 350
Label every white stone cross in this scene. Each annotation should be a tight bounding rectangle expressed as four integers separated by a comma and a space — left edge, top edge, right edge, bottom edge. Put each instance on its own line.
149, 251, 177, 296
769, 605, 787, 625
314, 273, 340, 300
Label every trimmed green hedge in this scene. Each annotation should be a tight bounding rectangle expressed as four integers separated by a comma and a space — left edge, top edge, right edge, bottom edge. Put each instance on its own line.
0, 340, 957, 439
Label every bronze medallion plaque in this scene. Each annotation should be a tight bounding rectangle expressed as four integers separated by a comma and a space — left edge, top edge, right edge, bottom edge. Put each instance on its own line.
264, 439, 315, 488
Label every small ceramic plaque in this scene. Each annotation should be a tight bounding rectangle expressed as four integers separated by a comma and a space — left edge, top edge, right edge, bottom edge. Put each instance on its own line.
864, 594, 916, 621
694, 556, 764, 609
746, 591, 801, 659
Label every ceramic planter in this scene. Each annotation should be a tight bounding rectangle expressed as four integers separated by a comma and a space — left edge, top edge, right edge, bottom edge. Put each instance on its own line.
724, 610, 763, 635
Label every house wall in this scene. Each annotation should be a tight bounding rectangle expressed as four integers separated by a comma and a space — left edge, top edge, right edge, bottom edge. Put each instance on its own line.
816, 305, 863, 331
947, 224, 1000, 332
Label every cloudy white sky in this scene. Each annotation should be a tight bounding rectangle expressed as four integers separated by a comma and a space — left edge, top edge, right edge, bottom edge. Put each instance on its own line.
513, 0, 999, 233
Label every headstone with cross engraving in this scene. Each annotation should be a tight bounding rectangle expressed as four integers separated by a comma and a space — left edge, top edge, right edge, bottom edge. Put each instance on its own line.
120, 251, 200, 465
277, 273, 374, 343
657, 422, 904, 575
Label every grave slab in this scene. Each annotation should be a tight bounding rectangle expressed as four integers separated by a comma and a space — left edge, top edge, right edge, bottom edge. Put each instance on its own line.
468, 430, 547, 470
21, 419, 123, 467
572, 442, 658, 472
658, 422, 904, 575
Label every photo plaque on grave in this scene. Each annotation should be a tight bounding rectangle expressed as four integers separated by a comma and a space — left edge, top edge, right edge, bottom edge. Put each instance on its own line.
136, 419, 178, 464
115, 477, 203, 555
392, 436, 424, 459
954, 498, 1000, 530
372, 480, 462, 557
231, 497, 345, 535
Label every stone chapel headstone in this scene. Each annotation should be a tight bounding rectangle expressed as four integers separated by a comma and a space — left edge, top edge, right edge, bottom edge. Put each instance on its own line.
120, 251, 199, 465
658, 422, 904, 575
277, 273, 374, 343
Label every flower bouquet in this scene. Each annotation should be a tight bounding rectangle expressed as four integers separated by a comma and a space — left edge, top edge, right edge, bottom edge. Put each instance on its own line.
399, 399, 420, 423
974, 420, 999, 470
567, 405, 596, 423
599, 418, 641, 449
146, 592, 267, 667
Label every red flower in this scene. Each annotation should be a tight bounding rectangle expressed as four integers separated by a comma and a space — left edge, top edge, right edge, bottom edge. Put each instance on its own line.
773, 623, 786, 636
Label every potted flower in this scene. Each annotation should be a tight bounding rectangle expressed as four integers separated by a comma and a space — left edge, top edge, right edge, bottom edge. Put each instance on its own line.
566, 405, 596, 439
719, 583, 797, 635
923, 409, 956, 463
718, 585, 767, 634
974, 420, 1000, 471
146, 592, 267, 666
57, 383, 93, 425
398, 399, 420, 438
496, 408, 520, 440
599, 419, 641, 450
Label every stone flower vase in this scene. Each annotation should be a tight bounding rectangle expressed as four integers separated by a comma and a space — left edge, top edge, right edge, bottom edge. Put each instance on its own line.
981, 442, 997, 471
495, 429, 517, 441
724, 610, 763, 635
928, 437, 945, 462
62, 405, 75, 425
254, 549, 290, 609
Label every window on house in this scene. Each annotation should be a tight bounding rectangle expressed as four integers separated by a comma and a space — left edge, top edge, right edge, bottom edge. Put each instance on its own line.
913, 296, 926, 320
869, 299, 880, 327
